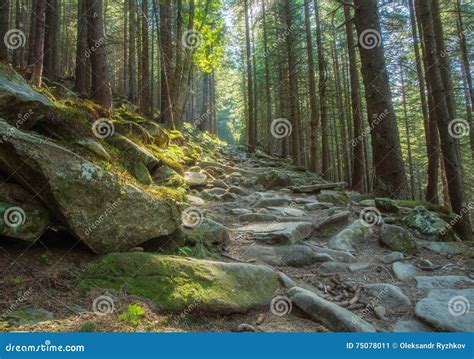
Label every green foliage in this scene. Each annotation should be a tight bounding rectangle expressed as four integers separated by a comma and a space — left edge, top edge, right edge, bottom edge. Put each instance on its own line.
118, 304, 145, 326
78, 321, 97, 332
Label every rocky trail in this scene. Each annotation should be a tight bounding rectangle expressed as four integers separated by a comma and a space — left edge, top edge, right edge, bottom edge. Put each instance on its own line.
2, 143, 473, 333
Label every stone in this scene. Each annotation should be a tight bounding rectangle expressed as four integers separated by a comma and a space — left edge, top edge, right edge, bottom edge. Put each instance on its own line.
230, 208, 251, 215
375, 198, 399, 213
218, 192, 238, 201
181, 218, 230, 248
363, 283, 412, 308
0, 182, 51, 242
82, 253, 280, 314
201, 188, 226, 199
316, 191, 349, 206
108, 135, 160, 171
327, 220, 373, 251
212, 179, 229, 189
0, 120, 179, 253
358, 199, 376, 207
415, 276, 474, 289
252, 196, 292, 208
381, 252, 404, 264
238, 213, 277, 222
267, 206, 306, 217
392, 320, 433, 332
5, 307, 54, 325
320, 262, 349, 273
392, 262, 417, 281
349, 262, 372, 272
418, 259, 438, 271
255, 170, 292, 189
186, 195, 205, 206
374, 305, 387, 319
243, 245, 333, 267
418, 240, 462, 256
404, 206, 455, 241
415, 288, 474, 332
227, 186, 248, 195
132, 161, 152, 186
0, 64, 54, 129
379, 224, 419, 254
77, 138, 111, 161
237, 222, 313, 245
305, 245, 356, 263
184, 171, 208, 188
288, 287, 376, 332
305, 202, 334, 210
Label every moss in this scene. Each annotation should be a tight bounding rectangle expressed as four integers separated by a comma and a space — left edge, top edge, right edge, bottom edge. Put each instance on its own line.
147, 185, 186, 202
80, 253, 279, 313
395, 200, 454, 217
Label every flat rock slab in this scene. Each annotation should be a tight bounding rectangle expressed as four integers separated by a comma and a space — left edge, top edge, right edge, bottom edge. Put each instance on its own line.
82, 253, 280, 314
243, 245, 333, 267
363, 283, 412, 308
415, 288, 474, 332
381, 252, 404, 264
392, 261, 417, 281
303, 244, 356, 263
328, 220, 373, 251
267, 206, 306, 217
418, 240, 462, 256
288, 287, 376, 332
392, 320, 433, 332
415, 276, 474, 289
237, 222, 313, 245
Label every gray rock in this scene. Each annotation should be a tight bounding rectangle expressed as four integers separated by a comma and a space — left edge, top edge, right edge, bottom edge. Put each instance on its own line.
0, 65, 54, 129
379, 224, 419, 254
6, 307, 54, 325
404, 206, 455, 241
392, 320, 433, 332
288, 287, 376, 332
418, 259, 438, 271
392, 262, 417, 281
181, 218, 230, 247
267, 206, 306, 217
252, 196, 292, 208
77, 138, 111, 161
363, 283, 412, 308
230, 208, 252, 215
303, 244, 357, 263
243, 245, 333, 267
320, 262, 349, 273
211, 179, 229, 189
316, 191, 349, 206
227, 186, 248, 195
381, 252, 404, 264
305, 202, 334, 210
418, 240, 462, 256
415, 288, 474, 332
108, 135, 160, 171
415, 276, 474, 289
239, 213, 277, 222
0, 120, 179, 253
349, 262, 372, 272
237, 222, 313, 245
374, 305, 387, 319
328, 220, 373, 251
256, 170, 292, 189
375, 198, 399, 213
358, 199, 375, 207
184, 171, 208, 187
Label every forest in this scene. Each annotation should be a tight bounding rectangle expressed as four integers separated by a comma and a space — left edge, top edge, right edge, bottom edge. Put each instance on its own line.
0, 0, 473, 333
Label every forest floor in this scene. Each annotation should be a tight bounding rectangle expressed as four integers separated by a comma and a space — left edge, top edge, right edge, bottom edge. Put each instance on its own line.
1, 145, 473, 333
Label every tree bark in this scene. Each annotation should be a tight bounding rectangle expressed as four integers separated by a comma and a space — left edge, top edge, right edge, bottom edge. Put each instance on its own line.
415, 0, 472, 240
74, 0, 89, 96
30, 0, 47, 87
244, 0, 255, 151
353, 0, 409, 198
0, 0, 10, 61
140, 0, 152, 116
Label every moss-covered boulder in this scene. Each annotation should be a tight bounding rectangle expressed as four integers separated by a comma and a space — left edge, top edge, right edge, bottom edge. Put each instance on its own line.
0, 64, 54, 129
379, 224, 419, 254
132, 162, 152, 186
181, 218, 230, 248
403, 206, 455, 241
256, 170, 292, 189
81, 253, 280, 313
375, 197, 399, 213
0, 182, 51, 242
317, 191, 349, 206
108, 135, 160, 172
0, 119, 179, 253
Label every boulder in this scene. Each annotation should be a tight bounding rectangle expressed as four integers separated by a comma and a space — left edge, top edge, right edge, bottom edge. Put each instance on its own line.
0, 64, 54, 129
238, 213, 277, 222
327, 220, 373, 251
81, 253, 280, 314
132, 162, 152, 186
363, 283, 411, 308
0, 182, 51, 242
415, 276, 474, 289
380, 251, 404, 264
375, 198, 399, 213
243, 244, 333, 267
108, 135, 160, 171
404, 206, 455, 241
316, 191, 349, 206
181, 218, 230, 248
302, 244, 356, 263
288, 287, 376, 332
0, 120, 179, 253
4, 306, 54, 325
417, 240, 462, 256
392, 320, 433, 332
255, 170, 292, 189
379, 224, 419, 254
184, 171, 208, 188
77, 138, 111, 161
415, 288, 474, 332
236, 222, 313, 245
267, 206, 306, 217
392, 261, 417, 281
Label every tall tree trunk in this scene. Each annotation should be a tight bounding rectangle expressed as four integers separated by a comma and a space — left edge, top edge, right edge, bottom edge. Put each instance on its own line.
415, 0, 472, 240
343, 4, 364, 192
304, 0, 318, 171
27, 0, 37, 66
261, 0, 272, 153
30, 0, 47, 86
128, 0, 136, 103
13, 0, 27, 67
244, 0, 255, 151
314, 0, 328, 175
74, 0, 89, 96
353, 0, 409, 198
43, 0, 60, 81
159, 0, 173, 127
140, 0, 151, 116
0, 0, 10, 61
86, 0, 112, 110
